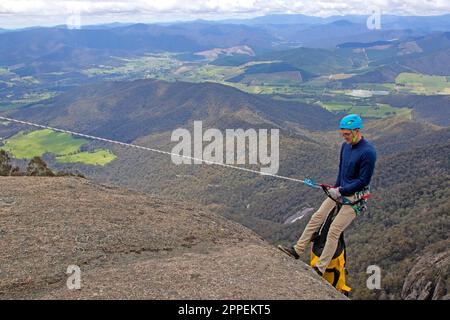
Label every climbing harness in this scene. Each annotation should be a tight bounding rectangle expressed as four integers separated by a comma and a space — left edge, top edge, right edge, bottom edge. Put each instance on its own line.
303, 177, 371, 214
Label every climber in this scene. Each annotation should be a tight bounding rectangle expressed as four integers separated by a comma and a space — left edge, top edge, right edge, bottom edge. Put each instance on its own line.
279, 114, 377, 276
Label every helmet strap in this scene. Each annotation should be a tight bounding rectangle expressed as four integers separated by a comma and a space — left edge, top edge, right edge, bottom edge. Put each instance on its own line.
351, 130, 359, 144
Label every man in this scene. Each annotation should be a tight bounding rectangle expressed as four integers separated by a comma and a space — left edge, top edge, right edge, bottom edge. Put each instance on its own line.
279, 114, 377, 276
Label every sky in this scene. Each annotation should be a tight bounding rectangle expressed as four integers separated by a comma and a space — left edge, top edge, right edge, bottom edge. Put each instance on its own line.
1, 0, 450, 29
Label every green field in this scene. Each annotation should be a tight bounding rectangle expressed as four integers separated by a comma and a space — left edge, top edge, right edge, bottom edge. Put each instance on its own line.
395, 72, 450, 95
0, 129, 116, 166
56, 149, 117, 165
320, 102, 412, 118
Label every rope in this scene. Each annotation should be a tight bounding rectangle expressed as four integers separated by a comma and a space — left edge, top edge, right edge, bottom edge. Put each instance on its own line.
0, 115, 307, 184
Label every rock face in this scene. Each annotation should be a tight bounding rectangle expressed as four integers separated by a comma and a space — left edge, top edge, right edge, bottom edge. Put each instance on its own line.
402, 250, 450, 300
0, 177, 345, 300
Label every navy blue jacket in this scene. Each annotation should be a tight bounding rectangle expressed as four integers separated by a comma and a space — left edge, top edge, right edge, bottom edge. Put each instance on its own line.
335, 137, 377, 196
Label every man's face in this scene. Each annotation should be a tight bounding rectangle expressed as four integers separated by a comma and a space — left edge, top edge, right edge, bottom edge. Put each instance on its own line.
340, 129, 354, 144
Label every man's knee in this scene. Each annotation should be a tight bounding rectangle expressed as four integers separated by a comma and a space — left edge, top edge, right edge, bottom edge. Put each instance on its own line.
329, 209, 356, 238
309, 208, 328, 226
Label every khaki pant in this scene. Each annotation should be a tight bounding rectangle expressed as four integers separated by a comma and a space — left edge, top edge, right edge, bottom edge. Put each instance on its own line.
293, 196, 356, 274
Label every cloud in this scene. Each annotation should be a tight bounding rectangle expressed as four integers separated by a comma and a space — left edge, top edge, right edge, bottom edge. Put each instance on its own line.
0, 0, 449, 28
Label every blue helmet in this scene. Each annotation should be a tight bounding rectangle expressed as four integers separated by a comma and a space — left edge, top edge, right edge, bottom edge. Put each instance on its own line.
339, 114, 363, 130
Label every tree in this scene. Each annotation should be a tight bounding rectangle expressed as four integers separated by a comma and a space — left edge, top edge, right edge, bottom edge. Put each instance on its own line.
0, 150, 12, 176
26, 157, 55, 177
0, 150, 20, 176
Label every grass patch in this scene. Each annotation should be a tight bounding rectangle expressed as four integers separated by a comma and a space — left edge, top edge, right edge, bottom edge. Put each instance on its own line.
1, 129, 87, 159
56, 149, 117, 166
395, 72, 450, 95
0, 129, 116, 165
321, 102, 411, 119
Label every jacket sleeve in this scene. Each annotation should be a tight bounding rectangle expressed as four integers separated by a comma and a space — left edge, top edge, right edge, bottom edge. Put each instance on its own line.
339, 148, 377, 196
334, 143, 344, 188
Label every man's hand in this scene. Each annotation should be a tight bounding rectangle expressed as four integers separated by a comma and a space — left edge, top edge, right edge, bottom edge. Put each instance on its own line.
328, 187, 341, 200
